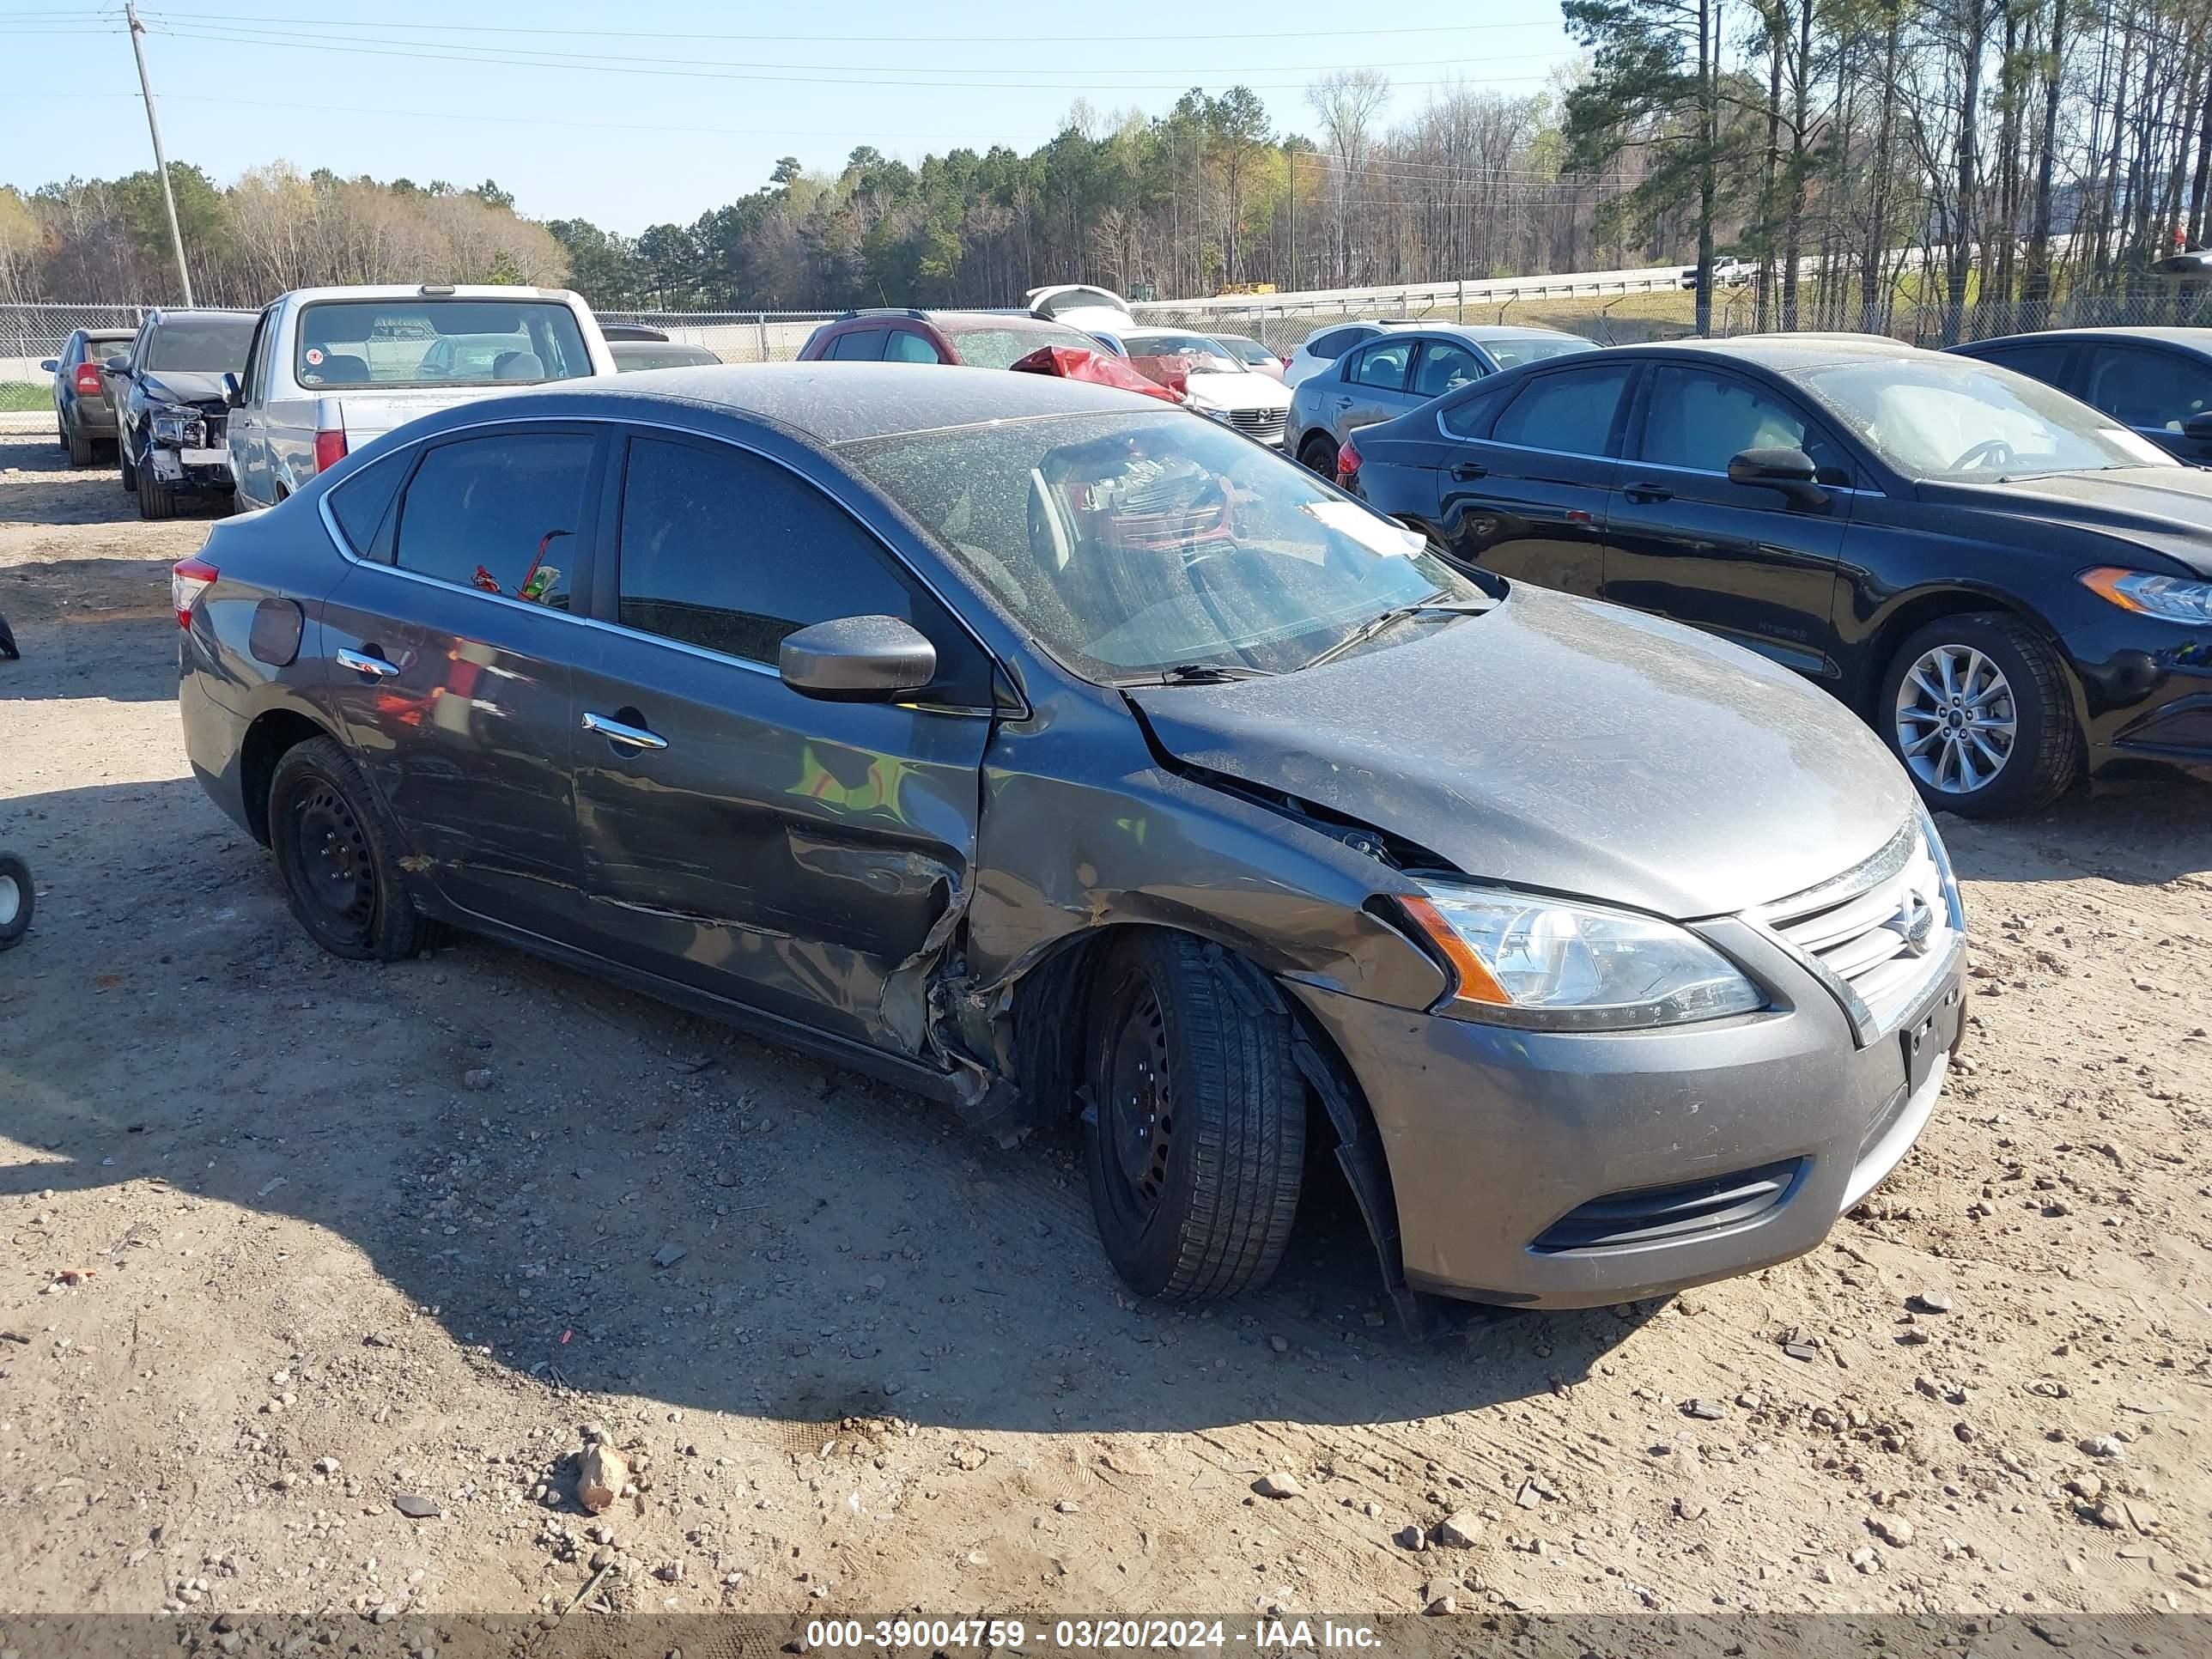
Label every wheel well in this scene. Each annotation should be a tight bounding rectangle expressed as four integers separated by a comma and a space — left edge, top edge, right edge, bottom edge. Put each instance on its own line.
1856, 589, 2050, 716
237, 709, 328, 845
1001, 922, 1416, 1322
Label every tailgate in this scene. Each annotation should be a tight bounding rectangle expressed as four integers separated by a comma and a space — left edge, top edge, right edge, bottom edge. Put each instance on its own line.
323, 390, 503, 446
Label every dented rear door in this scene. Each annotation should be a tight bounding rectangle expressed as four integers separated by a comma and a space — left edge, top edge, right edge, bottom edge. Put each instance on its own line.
568, 428, 992, 1054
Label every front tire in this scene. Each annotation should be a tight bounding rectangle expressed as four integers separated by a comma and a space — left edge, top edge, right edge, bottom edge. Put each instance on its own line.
1879, 612, 2081, 818
268, 737, 424, 962
1081, 933, 1305, 1302
137, 463, 178, 520
0, 853, 32, 951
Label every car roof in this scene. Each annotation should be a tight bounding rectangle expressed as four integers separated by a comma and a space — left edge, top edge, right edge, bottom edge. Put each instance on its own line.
1605, 332, 1925, 371
1386, 324, 1592, 344
275, 284, 586, 305
146, 308, 257, 325
513, 361, 1176, 446
1959, 325, 2212, 354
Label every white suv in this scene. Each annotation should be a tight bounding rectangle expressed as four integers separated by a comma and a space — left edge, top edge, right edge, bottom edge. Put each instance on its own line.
223, 284, 616, 511
1281, 319, 1425, 389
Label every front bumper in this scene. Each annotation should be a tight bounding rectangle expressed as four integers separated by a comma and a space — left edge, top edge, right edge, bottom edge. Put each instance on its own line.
1292, 922, 1966, 1308
149, 441, 234, 490
2066, 611, 2212, 778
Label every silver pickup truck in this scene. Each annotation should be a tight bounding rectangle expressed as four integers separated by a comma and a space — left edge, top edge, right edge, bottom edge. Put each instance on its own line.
222, 284, 617, 511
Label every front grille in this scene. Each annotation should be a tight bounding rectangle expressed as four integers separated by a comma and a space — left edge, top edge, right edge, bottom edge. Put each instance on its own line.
1224, 406, 1286, 442
1531, 1158, 1804, 1253
1762, 822, 1958, 1035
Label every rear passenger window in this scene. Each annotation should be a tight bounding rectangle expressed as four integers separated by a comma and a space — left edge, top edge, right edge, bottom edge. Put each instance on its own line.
1490, 364, 1634, 456
884, 331, 940, 363
1310, 328, 1366, 360
825, 330, 885, 362
392, 434, 595, 608
1349, 340, 1412, 389
325, 450, 409, 559
615, 435, 988, 704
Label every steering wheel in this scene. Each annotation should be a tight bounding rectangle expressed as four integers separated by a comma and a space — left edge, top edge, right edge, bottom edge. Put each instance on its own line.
1951, 437, 2015, 472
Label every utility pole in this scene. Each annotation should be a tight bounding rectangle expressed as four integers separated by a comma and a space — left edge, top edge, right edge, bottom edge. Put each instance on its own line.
1286, 149, 1295, 293
125, 2, 194, 306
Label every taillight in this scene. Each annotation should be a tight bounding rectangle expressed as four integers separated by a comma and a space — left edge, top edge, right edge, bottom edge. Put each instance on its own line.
313, 426, 348, 474
73, 362, 104, 395
172, 556, 218, 629
1279, 355, 1291, 368
1336, 436, 1363, 480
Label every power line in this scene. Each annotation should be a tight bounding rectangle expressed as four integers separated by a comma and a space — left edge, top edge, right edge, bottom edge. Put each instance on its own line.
142, 19, 1571, 88
141, 7, 1569, 46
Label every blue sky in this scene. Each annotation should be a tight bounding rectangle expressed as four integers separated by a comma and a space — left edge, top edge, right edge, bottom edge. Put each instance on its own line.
3, 2, 1582, 234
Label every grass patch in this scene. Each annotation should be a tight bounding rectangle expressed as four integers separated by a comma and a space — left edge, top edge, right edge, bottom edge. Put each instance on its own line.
0, 382, 50, 411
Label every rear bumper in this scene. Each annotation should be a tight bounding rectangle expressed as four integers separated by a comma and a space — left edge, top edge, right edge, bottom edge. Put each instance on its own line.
66, 394, 117, 433
180, 664, 256, 840
1291, 927, 1964, 1308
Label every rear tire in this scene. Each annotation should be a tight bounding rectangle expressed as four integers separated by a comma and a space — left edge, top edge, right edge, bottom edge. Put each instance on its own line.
0, 853, 32, 951
268, 737, 424, 962
1878, 611, 2082, 819
1297, 433, 1339, 477
1081, 932, 1305, 1302
66, 424, 94, 468
137, 464, 178, 520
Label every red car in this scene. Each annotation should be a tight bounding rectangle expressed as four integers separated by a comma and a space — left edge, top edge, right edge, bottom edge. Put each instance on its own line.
797, 308, 1109, 369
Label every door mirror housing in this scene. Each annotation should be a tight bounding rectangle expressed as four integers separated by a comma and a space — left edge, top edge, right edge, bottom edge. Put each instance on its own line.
40, 360, 58, 374
778, 615, 937, 702
104, 356, 130, 376
1728, 445, 1827, 504
221, 371, 243, 407
2181, 411, 2212, 445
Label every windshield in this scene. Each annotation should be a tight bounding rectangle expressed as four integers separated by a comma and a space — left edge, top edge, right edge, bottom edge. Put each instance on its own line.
295, 300, 594, 389
945, 324, 1100, 370
1484, 335, 1599, 369
1122, 332, 1244, 374
1799, 355, 2177, 479
1214, 336, 1274, 365
143, 316, 253, 373
613, 345, 720, 371
841, 410, 1483, 680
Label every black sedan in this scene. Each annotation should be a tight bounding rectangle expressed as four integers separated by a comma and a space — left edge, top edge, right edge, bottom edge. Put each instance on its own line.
173, 365, 1961, 1317
1948, 326, 2212, 465
1340, 335, 2212, 817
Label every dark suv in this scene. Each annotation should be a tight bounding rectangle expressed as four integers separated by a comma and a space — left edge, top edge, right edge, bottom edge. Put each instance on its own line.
798, 308, 1106, 368
112, 307, 257, 519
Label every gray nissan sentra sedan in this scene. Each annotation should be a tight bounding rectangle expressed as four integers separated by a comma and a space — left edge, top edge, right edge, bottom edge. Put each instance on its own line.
176, 364, 1966, 1322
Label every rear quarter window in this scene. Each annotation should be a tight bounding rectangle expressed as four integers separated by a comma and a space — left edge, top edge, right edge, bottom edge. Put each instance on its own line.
325, 450, 410, 560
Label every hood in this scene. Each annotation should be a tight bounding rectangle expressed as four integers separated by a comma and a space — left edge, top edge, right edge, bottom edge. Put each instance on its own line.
1181, 370, 1291, 413
1919, 466, 2212, 576
141, 370, 232, 409
1128, 584, 1917, 920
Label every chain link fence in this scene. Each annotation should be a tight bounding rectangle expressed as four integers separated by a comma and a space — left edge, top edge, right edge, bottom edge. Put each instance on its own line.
9, 284, 2209, 384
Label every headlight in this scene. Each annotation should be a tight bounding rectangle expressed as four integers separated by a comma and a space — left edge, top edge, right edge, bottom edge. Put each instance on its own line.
2080, 567, 2212, 625
150, 410, 205, 446
1398, 882, 1765, 1030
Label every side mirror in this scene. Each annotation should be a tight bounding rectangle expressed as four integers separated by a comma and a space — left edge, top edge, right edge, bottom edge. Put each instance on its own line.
778, 615, 937, 702
222, 371, 243, 407
40, 360, 58, 374
104, 356, 130, 375
2181, 411, 2212, 444
1728, 445, 1827, 505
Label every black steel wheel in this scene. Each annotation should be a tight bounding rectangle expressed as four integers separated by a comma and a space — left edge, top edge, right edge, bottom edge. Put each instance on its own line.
0, 852, 33, 951
268, 737, 423, 961
1081, 932, 1305, 1302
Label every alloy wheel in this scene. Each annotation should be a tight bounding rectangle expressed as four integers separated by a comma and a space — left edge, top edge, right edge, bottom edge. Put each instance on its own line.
1894, 642, 2017, 795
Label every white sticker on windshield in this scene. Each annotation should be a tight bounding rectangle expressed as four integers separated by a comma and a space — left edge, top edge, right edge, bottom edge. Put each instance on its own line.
1300, 499, 1425, 557
304, 348, 325, 366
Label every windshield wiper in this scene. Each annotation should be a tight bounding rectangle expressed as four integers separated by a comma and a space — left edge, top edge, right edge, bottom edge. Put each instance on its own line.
1302, 598, 1491, 672
1115, 663, 1278, 688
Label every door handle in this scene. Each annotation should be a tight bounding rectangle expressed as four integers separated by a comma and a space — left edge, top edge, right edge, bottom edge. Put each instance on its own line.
1333, 396, 1353, 407
1449, 460, 1487, 482
335, 647, 397, 678
581, 710, 669, 751
1624, 482, 1674, 503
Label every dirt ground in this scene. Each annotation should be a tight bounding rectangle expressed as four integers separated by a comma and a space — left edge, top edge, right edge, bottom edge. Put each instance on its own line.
3, 422, 2211, 1628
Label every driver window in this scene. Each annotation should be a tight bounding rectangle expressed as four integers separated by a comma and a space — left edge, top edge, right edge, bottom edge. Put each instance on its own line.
1638, 366, 1850, 484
